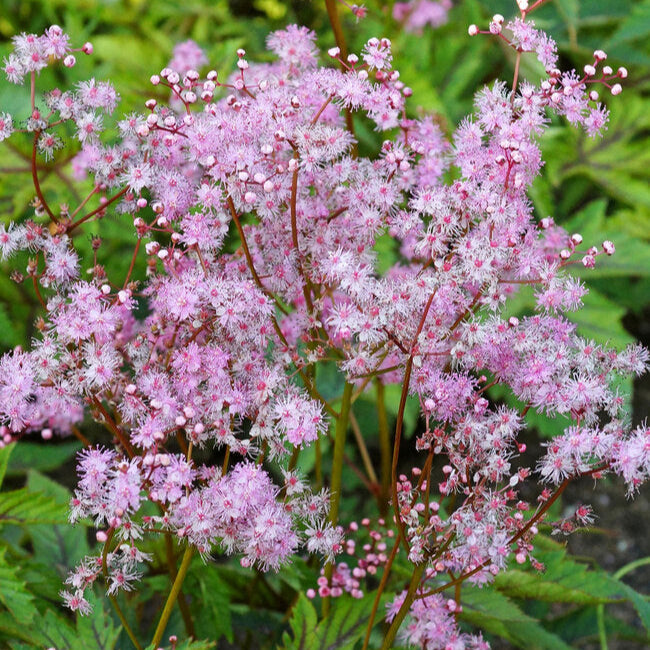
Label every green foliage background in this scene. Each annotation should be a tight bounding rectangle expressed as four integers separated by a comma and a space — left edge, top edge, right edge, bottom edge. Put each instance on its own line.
0, 1, 649, 648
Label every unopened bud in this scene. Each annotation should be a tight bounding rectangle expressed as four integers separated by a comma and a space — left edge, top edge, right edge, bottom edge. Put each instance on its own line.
602, 240, 615, 255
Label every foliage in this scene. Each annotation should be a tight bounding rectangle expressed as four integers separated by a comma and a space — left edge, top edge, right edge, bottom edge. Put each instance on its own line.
0, 1, 648, 649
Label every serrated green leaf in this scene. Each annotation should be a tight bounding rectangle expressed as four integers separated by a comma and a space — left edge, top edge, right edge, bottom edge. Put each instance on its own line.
615, 581, 650, 636
194, 565, 234, 643
36, 593, 121, 650
24, 471, 90, 572
313, 593, 376, 649
0, 610, 46, 645
462, 585, 537, 623
0, 488, 67, 526
460, 586, 574, 649
170, 639, 217, 650
280, 592, 318, 650
494, 568, 617, 605
0, 548, 38, 624
281, 592, 380, 650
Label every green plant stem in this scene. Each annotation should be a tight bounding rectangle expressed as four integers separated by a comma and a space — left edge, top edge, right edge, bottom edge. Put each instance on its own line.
323, 381, 354, 616
375, 379, 391, 517
349, 409, 379, 489
101, 530, 142, 650
380, 563, 426, 650
597, 556, 650, 650
151, 545, 194, 648
164, 533, 196, 639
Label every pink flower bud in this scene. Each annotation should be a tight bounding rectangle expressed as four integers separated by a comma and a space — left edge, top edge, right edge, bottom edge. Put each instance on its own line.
468, 24, 479, 36
602, 240, 615, 255
82, 42, 93, 55
582, 254, 595, 268
611, 84, 622, 96
63, 55, 76, 68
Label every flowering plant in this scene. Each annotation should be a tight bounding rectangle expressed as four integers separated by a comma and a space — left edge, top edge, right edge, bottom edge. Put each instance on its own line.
0, 1, 648, 648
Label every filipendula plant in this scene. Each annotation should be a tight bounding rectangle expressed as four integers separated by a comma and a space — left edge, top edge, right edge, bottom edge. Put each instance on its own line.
0, 0, 647, 647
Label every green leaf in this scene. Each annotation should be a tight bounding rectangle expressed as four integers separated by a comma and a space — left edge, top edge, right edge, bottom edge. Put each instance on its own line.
6, 441, 82, 476
607, 0, 650, 46
460, 586, 574, 649
0, 548, 38, 625
26, 471, 90, 573
494, 568, 617, 606
561, 201, 650, 281
312, 593, 377, 649
281, 592, 380, 650
170, 640, 217, 650
567, 288, 633, 350
0, 488, 67, 526
383, 384, 420, 437
615, 581, 650, 637
280, 592, 318, 650
0, 443, 14, 488
194, 565, 234, 643
0, 611, 46, 645
37, 593, 121, 650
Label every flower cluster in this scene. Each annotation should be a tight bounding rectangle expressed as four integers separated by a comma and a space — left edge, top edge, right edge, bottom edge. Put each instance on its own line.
393, 0, 453, 34
0, 6, 647, 647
